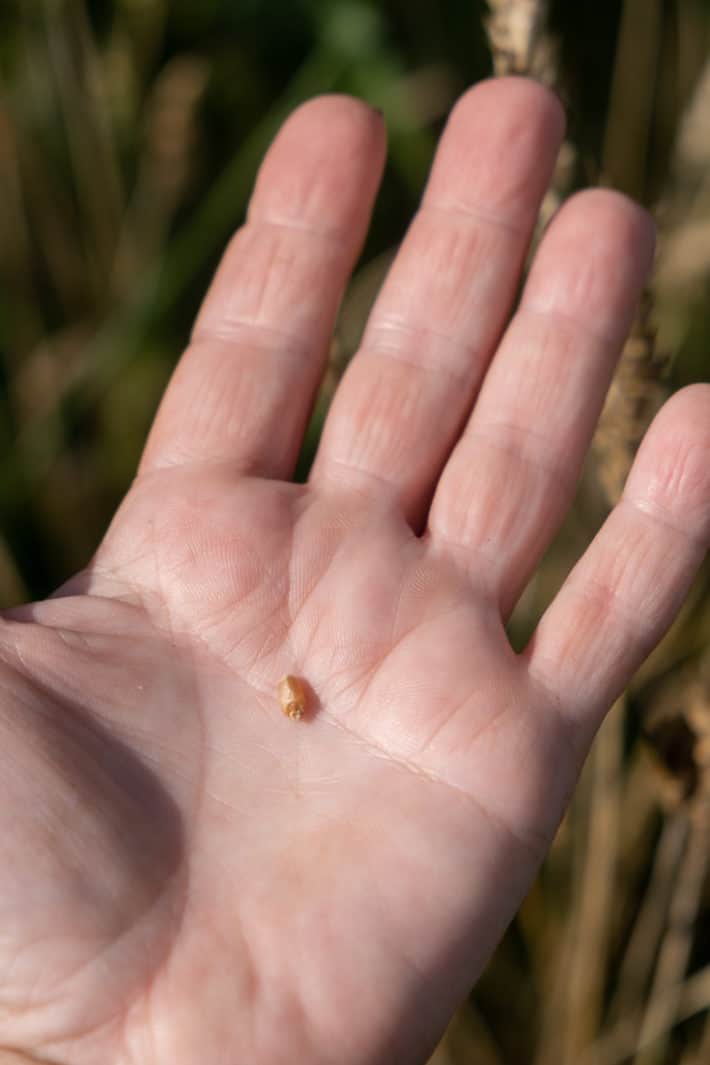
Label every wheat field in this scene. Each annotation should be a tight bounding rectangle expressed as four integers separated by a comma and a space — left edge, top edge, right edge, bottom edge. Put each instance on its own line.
1, 2, 710, 1062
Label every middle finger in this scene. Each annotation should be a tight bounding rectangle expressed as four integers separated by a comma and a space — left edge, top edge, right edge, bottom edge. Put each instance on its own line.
310, 77, 565, 523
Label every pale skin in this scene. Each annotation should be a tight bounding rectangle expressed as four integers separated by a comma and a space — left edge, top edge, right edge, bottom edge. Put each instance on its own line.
0, 77, 709, 1065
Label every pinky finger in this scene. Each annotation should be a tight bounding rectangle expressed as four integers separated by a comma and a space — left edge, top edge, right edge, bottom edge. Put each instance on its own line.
524, 384, 710, 738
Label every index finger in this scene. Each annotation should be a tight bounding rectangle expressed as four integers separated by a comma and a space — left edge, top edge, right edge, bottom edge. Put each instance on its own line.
140, 95, 386, 478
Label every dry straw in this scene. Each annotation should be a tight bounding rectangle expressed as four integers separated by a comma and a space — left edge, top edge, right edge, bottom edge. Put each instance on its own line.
485, 0, 556, 84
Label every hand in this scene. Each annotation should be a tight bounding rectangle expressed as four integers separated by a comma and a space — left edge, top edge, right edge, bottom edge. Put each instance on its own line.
1, 77, 708, 1065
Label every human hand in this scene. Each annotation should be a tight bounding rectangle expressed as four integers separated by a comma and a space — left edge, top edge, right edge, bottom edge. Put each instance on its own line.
1, 78, 708, 1065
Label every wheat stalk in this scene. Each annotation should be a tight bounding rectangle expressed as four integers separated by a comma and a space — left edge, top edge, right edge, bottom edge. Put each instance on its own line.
593, 295, 668, 508
486, 0, 556, 83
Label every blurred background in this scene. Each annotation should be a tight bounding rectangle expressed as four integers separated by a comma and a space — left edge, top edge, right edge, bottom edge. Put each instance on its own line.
1, 0, 710, 1061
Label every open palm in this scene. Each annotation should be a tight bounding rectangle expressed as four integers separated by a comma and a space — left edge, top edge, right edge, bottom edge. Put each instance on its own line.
1, 79, 708, 1065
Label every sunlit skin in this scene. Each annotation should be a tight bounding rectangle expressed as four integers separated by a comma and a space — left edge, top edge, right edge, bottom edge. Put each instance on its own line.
0, 78, 708, 1065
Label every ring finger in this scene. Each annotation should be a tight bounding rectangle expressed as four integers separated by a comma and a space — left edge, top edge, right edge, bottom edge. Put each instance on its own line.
427, 189, 655, 616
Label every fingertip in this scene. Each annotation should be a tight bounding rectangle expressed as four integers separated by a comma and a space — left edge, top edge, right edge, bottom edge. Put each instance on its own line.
523, 188, 656, 342
274, 93, 387, 154
249, 93, 387, 234
572, 188, 656, 264
426, 76, 566, 226
546, 188, 655, 269
662, 380, 710, 419
625, 384, 710, 545
453, 75, 567, 142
